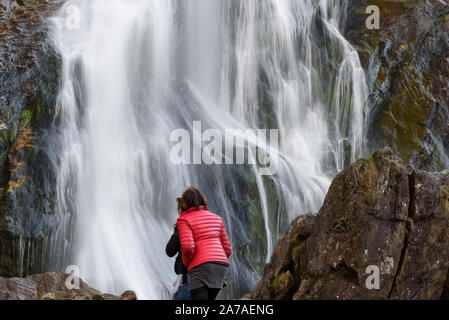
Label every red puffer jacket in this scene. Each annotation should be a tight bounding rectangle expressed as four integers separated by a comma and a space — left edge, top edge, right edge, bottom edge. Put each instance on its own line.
177, 205, 232, 272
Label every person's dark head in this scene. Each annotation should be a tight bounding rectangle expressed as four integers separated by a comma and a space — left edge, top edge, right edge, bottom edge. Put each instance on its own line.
120, 290, 137, 300
180, 187, 207, 212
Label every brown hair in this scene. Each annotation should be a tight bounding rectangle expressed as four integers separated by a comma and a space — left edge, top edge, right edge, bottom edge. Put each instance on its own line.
176, 197, 182, 212
180, 187, 207, 212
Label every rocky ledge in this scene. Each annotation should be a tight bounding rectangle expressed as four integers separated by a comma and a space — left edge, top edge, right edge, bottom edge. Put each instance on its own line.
0, 272, 119, 300
250, 148, 449, 300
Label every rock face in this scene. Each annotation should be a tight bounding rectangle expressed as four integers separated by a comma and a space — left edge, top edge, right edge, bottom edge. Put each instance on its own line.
251, 148, 449, 299
251, 213, 315, 300
346, 0, 449, 171
0, 0, 60, 277
0, 272, 119, 300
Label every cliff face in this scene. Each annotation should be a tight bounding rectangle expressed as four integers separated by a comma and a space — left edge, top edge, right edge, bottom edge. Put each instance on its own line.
346, 0, 449, 171
0, 0, 60, 277
251, 148, 449, 299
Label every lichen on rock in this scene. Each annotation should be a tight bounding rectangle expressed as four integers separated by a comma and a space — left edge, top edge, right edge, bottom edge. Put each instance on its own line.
346, 0, 449, 170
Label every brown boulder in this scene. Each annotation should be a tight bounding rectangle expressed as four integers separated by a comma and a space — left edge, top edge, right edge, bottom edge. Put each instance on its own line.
250, 148, 449, 300
297, 148, 409, 299
0, 272, 119, 300
251, 213, 315, 300
389, 170, 449, 299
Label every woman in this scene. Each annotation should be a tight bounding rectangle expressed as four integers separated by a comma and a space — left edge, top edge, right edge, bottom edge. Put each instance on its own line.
177, 187, 232, 300
166, 198, 191, 300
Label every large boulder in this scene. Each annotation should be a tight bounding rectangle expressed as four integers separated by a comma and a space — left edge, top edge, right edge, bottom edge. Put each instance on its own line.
250, 148, 449, 299
0, 272, 119, 300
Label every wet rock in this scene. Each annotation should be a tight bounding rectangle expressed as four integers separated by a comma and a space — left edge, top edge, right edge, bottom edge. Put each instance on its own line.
346, 0, 449, 170
0, 0, 60, 277
250, 148, 449, 300
0, 272, 119, 300
251, 213, 315, 299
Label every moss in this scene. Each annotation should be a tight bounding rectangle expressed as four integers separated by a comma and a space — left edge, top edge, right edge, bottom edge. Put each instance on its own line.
376, 40, 435, 163
271, 271, 287, 291
348, 0, 446, 166
16, 0, 38, 8
441, 186, 449, 196
270, 271, 295, 298
381, 81, 433, 163
1, 255, 12, 273
356, 154, 378, 183
291, 239, 306, 260
36, 103, 42, 119
20, 109, 33, 127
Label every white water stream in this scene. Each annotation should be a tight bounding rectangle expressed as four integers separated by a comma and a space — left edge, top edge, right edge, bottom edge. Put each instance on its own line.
48, 0, 368, 299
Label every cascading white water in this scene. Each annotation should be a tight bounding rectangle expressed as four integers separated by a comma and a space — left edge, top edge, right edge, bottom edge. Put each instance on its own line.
48, 0, 368, 299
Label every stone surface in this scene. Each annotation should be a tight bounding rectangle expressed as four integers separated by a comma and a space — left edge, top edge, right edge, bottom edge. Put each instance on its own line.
0, 0, 61, 277
250, 148, 449, 300
389, 170, 449, 299
346, 0, 449, 170
251, 213, 315, 300
0, 272, 119, 300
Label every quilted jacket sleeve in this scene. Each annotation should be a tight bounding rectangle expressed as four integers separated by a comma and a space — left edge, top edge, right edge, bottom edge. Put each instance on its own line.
177, 218, 195, 267
165, 225, 180, 258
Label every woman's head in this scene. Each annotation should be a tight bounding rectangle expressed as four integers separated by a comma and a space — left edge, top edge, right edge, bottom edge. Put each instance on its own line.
180, 187, 207, 212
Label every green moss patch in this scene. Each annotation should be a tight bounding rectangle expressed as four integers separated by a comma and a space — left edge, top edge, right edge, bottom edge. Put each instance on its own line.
20, 109, 32, 127
291, 239, 306, 260
271, 271, 295, 298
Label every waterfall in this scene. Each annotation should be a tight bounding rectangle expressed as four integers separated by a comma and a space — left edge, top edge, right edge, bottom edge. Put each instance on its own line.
48, 0, 369, 299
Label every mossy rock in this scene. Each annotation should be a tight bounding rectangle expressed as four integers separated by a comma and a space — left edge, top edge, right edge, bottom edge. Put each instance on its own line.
20, 109, 32, 127
347, 0, 449, 168
270, 271, 295, 299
